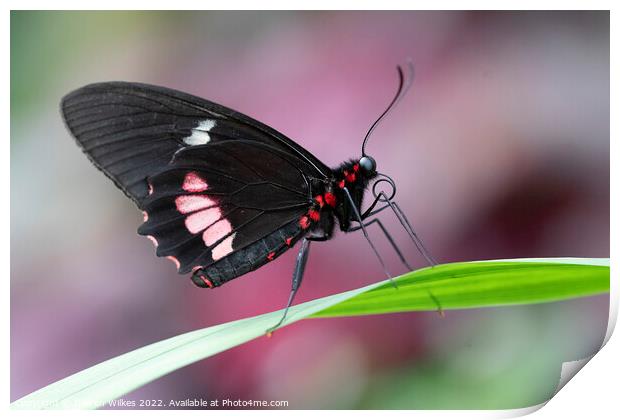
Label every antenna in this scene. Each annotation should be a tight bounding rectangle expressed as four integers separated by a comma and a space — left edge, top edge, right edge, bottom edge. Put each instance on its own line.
361, 60, 415, 157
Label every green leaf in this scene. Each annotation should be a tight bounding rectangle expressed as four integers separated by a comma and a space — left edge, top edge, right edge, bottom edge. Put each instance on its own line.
11, 258, 608, 410
312, 258, 610, 317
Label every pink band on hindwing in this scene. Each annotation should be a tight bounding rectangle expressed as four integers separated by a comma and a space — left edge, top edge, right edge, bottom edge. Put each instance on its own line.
185, 208, 222, 234
175, 195, 216, 214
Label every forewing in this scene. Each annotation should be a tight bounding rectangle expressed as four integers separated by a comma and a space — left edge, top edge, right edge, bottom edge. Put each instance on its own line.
61, 81, 331, 205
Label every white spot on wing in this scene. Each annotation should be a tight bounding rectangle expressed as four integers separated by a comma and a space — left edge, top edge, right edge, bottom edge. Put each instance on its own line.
184, 119, 216, 146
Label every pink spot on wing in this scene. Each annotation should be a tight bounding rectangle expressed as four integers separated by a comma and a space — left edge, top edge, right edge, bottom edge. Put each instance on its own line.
202, 219, 232, 246
148, 181, 154, 195
142, 211, 149, 222
167, 256, 180, 270
212, 233, 236, 260
175, 195, 216, 214
182, 172, 208, 192
185, 208, 221, 234
147, 235, 158, 247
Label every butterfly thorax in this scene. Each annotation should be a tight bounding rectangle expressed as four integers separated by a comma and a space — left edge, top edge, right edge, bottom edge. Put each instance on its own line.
303, 159, 377, 239
332, 159, 377, 231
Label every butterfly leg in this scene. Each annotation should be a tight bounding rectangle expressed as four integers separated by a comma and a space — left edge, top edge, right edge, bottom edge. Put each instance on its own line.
363, 195, 445, 315
342, 187, 397, 288
388, 199, 437, 266
266, 237, 311, 336
363, 193, 437, 267
373, 196, 447, 316
357, 202, 444, 317
346, 218, 412, 271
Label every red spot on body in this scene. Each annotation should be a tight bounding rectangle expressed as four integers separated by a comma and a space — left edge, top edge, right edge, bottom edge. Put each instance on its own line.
167, 256, 180, 270
325, 192, 336, 207
299, 215, 310, 229
314, 195, 324, 208
345, 172, 356, 183
353, 163, 360, 172
285, 237, 293, 246
267, 252, 276, 261
182, 172, 209, 192
200, 275, 214, 288
309, 209, 320, 222
192, 267, 214, 288
338, 180, 345, 189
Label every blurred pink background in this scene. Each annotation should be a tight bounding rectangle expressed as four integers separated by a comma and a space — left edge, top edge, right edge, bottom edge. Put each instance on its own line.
11, 11, 609, 408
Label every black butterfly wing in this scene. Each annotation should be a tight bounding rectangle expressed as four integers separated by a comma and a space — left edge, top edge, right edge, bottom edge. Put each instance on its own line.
61, 82, 330, 285
61, 81, 331, 205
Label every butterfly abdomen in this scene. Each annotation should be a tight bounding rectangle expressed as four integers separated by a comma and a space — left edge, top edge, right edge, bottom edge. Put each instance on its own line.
191, 219, 304, 288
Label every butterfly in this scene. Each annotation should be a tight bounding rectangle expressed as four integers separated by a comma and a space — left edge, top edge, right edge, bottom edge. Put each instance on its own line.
61, 63, 435, 333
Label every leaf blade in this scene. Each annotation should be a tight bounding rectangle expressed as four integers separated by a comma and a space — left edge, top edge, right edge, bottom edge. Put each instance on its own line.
11, 258, 609, 409
312, 259, 609, 317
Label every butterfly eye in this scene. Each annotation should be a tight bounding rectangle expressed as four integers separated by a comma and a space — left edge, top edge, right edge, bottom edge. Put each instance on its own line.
359, 156, 376, 174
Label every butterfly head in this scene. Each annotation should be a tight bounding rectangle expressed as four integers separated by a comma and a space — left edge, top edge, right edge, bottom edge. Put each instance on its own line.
358, 155, 377, 177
